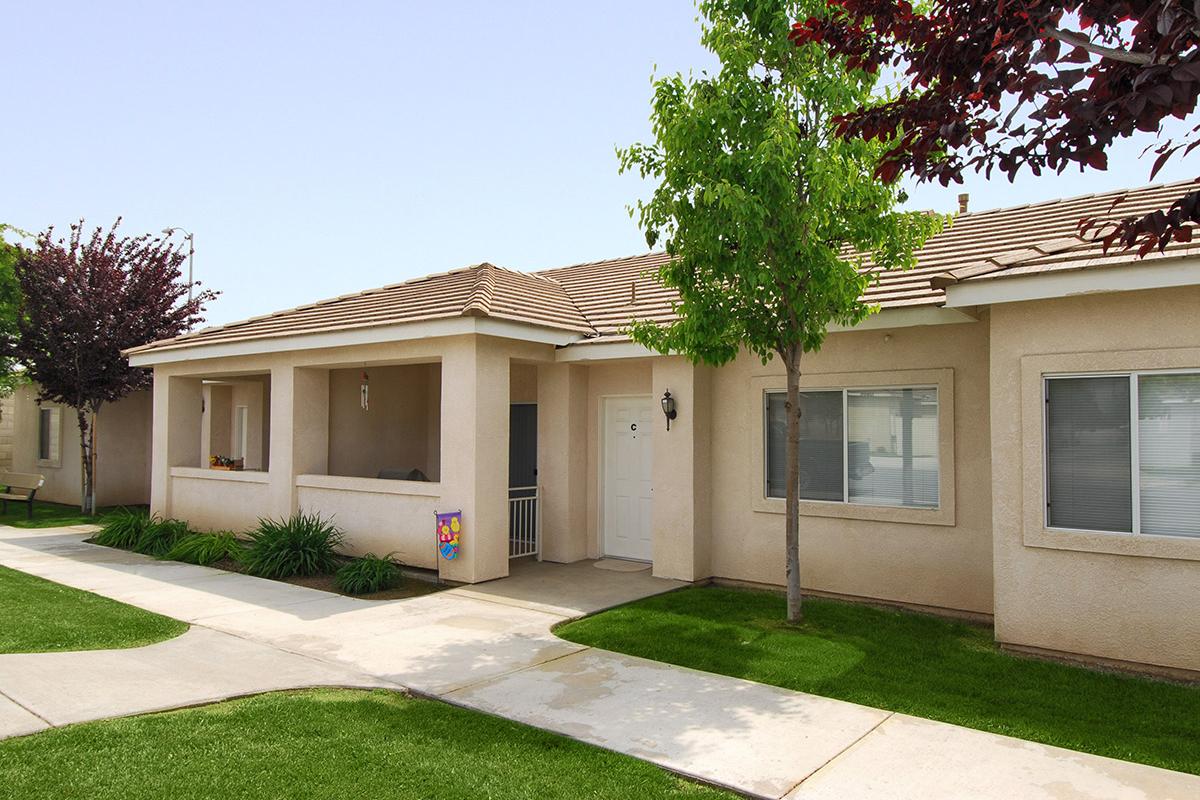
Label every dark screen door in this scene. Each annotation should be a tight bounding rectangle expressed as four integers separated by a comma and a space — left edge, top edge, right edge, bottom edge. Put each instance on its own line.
509, 404, 537, 489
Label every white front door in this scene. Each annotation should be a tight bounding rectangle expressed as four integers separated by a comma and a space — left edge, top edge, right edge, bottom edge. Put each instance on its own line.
603, 396, 654, 562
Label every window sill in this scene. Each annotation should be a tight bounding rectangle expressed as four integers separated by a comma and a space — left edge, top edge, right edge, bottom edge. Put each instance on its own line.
752, 494, 954, 526
1023, 524, 1200, 562
36, 459, 61, 469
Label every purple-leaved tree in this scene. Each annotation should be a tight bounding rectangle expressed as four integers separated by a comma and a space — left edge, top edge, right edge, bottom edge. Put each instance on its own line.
15, 219, 217, 513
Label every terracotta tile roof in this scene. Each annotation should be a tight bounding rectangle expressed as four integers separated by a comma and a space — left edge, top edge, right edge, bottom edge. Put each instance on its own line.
128, 262, 595, 355
924, 180, 1198, 289
129, 181, 1194, 356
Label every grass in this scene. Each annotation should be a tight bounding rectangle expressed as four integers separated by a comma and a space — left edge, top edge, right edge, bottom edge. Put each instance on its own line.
0, 689, 732, 800
0, 564, 187, 653
0, 500, 121, 529
557, 586, 1200, 775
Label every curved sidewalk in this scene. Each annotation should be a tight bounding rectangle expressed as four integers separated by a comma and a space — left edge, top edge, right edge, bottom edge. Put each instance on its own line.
1, 526, 1196, 800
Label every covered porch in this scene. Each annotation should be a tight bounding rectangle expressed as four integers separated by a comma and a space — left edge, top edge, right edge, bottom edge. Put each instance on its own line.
142, 331, 712, 585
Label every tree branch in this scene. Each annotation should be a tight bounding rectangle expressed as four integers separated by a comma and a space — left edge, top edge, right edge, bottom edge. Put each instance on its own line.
1042, 25, 1154, 65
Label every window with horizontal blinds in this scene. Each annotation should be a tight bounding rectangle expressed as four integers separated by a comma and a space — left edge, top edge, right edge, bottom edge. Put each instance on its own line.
764, 390, 843, 500
764, 387, 936, 508
848, 388, 939, 508
1138, 374, 1200, 537
1046, 376, 1132, 532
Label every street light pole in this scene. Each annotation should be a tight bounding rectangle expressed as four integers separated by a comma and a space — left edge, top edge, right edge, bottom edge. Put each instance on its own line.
162, 227, 195, 330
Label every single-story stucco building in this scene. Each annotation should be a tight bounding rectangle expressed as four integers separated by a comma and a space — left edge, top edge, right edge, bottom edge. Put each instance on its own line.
126, 181, 1200, 676
8, 385, 152, 509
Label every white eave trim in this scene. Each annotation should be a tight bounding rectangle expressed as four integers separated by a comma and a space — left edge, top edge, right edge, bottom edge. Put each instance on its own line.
128, 316, 584, 366
554, 306, 977, 362
827, 305, 978, 332
555, 340, 658, 362
943, 259, 1200, 308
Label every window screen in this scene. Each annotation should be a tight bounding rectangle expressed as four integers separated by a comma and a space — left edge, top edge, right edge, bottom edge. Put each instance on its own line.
1138, 374, 1200, 537
847, 388, 939, 508
797, 391, 843, 501
1045, 376, 1132, 532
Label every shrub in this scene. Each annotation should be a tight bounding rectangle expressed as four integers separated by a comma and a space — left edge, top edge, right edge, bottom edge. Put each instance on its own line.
164, 532, 244, 566
91, 507, 149, 550
335, 553, 400, 595
132, 518, 191, 558
242, 511, 343, 579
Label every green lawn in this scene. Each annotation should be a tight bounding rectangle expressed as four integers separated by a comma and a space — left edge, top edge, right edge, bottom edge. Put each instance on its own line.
0, 564, 187, 653
557, 587, 1200, 775
0, 689, 731, 800
0, 500, 121, 529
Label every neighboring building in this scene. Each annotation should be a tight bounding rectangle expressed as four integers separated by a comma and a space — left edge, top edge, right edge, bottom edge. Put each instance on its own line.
126, 181, 1200, 676
10, 385, 152, 508
0, 394, 15, 471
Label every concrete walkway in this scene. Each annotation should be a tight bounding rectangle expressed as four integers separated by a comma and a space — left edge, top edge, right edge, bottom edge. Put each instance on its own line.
1, 527, 1197, 800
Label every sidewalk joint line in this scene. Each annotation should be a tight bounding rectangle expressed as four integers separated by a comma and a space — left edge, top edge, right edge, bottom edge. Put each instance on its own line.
0, 686, 54, 728
778, 711, 895, 798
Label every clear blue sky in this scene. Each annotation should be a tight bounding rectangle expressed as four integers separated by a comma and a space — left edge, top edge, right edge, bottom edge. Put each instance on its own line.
4, 1, 1194, 326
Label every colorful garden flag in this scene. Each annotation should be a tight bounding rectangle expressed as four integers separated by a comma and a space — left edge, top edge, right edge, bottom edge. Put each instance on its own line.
436, 511, 462, 560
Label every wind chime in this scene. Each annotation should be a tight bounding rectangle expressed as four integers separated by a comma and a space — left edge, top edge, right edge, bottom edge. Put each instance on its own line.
360, 370, 369, 411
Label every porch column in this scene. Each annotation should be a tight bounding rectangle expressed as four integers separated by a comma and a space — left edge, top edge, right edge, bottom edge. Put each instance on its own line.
651, 357, 713, 582
150, 373, 202, 518
537, 362, 588, 562
267, 365, 329, 518
438, 336, 510, 583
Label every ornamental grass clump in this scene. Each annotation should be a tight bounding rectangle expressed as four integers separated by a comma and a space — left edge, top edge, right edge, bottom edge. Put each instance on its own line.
131, 518, 191, 558
334, 554, 400, 595
164, 531, 244, 566
91, 507, 149, 550
242, 511, 343, 579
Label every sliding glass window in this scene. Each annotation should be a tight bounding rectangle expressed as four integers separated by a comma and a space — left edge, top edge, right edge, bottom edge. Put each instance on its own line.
765, 387, 939, 509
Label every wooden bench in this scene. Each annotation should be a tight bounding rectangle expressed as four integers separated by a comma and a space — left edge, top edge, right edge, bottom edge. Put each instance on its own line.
0, 472, 45, 520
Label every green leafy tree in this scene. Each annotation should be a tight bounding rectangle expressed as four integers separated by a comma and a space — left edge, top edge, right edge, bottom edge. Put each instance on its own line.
620, 0, 942, 621
0, 225, 30, 397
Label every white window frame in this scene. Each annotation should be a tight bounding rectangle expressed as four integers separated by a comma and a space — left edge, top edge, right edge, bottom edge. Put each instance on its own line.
1043, 368, 1200, 537
764, 384, 940, 509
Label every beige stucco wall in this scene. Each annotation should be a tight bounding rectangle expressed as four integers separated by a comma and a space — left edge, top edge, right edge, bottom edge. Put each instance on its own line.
169, 469, 271, 532
95, 389, 153, 507
708, 318, 994, 614
12, 385, 151, 507
296, 475, 439, 568
327, 364, 440, 480
990, 286, 1200, 672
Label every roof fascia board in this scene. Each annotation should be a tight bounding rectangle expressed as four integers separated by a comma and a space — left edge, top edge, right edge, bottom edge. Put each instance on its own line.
827, 305, 978, 332
128, 317, 582, 367
943, 258, 1200, 308
555, 341, 659, 362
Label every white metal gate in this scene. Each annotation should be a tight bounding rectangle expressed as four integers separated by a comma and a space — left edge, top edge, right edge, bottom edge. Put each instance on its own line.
508, 485, 539, 558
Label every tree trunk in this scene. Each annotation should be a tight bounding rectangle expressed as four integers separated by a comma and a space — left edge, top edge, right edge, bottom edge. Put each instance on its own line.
77, 408, 97, 515
783, 345, 803, 623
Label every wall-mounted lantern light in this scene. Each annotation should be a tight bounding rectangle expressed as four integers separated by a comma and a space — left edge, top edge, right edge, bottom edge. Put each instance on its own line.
661, 390, 677, 431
